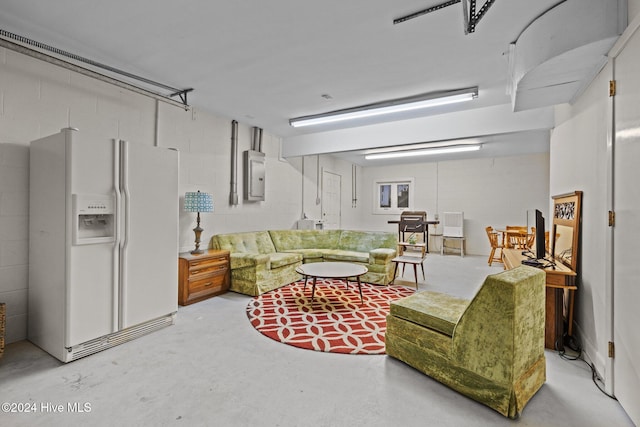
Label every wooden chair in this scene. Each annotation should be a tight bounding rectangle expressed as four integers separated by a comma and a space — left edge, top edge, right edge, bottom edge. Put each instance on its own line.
506, 225, 528, 249
486, 226, 504, 266
526, 227, 536, 249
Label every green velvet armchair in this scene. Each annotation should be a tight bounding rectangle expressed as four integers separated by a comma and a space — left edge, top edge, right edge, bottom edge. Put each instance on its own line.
385, 265, 546, 419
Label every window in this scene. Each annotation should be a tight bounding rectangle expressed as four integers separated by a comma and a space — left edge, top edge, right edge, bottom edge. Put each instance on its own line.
373, 178, 414, 214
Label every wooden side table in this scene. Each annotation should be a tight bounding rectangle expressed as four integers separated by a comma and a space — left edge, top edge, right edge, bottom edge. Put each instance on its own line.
178, 249, 230, 306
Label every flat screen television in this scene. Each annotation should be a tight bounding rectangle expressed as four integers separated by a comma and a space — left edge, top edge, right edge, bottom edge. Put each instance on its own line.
535, 209, 546, 260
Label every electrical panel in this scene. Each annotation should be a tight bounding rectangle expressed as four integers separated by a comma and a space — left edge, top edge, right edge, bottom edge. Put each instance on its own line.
243, 150, 265, 201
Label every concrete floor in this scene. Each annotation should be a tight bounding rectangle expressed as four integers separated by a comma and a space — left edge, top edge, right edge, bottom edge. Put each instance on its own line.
0, 255, 634, 427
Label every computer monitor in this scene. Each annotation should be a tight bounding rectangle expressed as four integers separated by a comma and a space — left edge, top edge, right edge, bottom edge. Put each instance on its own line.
535, 209, 545, 260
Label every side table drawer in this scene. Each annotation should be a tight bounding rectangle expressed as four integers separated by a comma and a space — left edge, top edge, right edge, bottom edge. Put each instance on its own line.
545, 273, 567, 287
189, 259, 228, 278
188, 270, 227, 300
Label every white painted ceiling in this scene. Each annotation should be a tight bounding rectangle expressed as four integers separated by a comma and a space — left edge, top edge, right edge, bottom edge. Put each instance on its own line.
0, 0, 623, 164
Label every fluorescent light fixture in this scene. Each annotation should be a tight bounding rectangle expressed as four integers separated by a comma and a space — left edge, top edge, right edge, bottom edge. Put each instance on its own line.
364, 138, 481, 155
289, 87, 478, 128
364, 144, 481, 160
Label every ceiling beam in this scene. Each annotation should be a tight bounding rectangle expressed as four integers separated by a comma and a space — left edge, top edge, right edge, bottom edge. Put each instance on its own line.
281, 103, 554, 158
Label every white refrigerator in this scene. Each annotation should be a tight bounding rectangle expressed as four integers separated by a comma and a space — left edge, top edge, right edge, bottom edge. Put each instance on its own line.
29, 128, 179, 362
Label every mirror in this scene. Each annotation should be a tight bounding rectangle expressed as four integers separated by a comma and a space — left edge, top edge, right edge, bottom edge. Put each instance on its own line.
554, 225, 574, 267
551, 191, 582, 272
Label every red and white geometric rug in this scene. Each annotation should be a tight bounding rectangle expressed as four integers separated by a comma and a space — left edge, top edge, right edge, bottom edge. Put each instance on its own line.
246, 279, 415, 355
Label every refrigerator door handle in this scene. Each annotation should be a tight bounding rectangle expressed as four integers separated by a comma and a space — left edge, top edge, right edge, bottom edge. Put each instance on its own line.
113, 139, 122, 333
119, 139, 131, 329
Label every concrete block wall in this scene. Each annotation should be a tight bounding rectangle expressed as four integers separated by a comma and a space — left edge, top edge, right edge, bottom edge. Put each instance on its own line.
0, 143, 29, 343
0, 44, 551, 344
0, 47, 302, 344
295, 150, 550, 256
348, 153, 550, 255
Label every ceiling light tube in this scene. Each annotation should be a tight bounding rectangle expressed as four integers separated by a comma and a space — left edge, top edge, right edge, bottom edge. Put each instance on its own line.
365, 138, 481, 155
364, 144, 481, 160
289, 87, 478, 128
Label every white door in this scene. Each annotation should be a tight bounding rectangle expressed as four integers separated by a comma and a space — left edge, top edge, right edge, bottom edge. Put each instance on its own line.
68, 132, 115, 345
120, 141, 179, 328
612, 27, 640, 425
321, 170, 341, 230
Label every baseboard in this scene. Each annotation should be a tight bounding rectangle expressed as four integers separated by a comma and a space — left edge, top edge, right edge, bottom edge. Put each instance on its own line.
572, 321, 608, 384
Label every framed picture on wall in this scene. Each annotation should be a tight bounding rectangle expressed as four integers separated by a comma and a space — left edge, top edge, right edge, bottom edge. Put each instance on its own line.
373, 178, 414, 214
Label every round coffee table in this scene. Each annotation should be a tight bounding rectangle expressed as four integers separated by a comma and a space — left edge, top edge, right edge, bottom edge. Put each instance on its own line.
295, 262, 368, 304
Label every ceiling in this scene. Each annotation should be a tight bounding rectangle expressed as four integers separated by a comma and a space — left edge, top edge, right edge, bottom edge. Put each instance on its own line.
0, 1, 621, 164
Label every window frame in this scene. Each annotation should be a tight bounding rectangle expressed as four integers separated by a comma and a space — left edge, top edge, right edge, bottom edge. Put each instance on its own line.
372, 178, 415, 215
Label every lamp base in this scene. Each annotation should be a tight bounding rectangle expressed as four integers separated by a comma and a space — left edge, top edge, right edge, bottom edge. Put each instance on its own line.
192, 222, 204, 255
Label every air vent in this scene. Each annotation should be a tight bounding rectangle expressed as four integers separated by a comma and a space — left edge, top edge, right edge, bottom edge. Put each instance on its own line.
67, 314, 175, 361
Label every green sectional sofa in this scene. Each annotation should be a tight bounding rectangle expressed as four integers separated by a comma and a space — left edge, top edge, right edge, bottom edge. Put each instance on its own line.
210, 229, 397, 296
385, 265, 546, 419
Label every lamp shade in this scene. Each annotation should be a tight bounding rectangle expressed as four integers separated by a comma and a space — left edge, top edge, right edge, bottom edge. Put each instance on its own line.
184, 191, 214, 213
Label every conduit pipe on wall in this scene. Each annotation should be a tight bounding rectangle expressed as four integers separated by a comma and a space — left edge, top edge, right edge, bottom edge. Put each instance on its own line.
316, 155, 321, 205
154, 100, 160, 147
0, 29, 191, 109
301, 156, 306, 219
251, 126, 264, 152
251, 127, 258, 151
352, 164, 357, 208
229, 120, 239, 205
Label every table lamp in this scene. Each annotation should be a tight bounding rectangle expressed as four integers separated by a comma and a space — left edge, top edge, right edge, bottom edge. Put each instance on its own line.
184, 190, 214, 254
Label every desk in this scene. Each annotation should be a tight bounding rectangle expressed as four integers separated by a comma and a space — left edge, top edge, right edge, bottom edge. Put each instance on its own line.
503, 249, 577, 350
388, 220, 439, 252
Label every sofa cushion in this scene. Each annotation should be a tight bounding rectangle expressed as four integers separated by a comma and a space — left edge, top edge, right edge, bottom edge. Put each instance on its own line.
390, 291, 470, 336
322, 250, 369, 263
268, 252, 303, 269
212, 231, 276, 255
281, 249, 325, 260
269, 230, 341, 251
230, 253, 271, 269
337, 230, 397, 252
